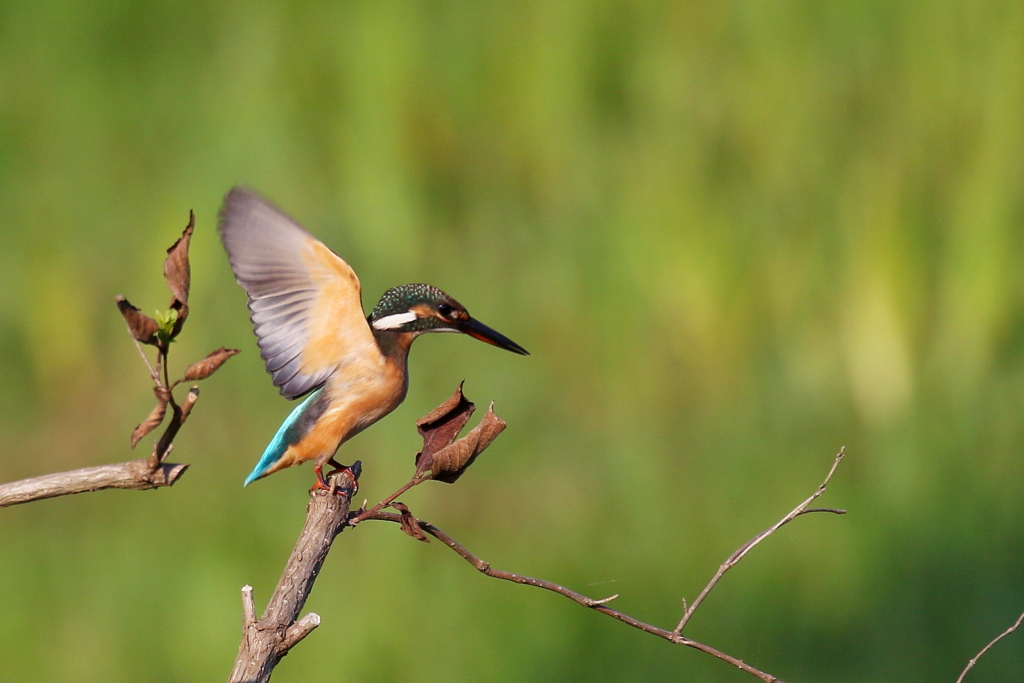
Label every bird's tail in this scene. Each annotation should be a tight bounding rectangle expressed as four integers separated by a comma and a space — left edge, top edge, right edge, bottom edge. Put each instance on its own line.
244, 389, 323, 486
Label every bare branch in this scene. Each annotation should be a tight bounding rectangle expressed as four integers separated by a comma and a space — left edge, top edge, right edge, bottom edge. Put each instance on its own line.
0, 459, 189, 508
0, 387, 201, 507
359, 449, 848, 683
956, 610, 1024, 683
361, 509, 786, 682
228, 474, 355, 683
673, 447, 846, 635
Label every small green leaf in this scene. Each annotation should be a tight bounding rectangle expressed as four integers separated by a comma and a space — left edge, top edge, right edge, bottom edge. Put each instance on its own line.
155, 309, 179, 345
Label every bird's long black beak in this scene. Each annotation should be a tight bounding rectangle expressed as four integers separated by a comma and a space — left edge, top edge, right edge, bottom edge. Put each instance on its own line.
460, 317, 529, 356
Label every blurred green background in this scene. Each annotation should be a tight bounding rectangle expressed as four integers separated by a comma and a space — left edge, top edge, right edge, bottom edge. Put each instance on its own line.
2, 1, 1024, 681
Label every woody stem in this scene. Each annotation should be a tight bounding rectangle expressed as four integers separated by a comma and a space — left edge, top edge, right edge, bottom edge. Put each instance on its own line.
348, 472, 430, 525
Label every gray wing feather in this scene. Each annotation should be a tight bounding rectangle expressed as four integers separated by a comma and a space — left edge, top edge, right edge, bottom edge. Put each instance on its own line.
219, 188, 338, 398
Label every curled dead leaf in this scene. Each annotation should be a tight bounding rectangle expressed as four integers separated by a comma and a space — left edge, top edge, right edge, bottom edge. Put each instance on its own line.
429, 403, 506, 483
131, 387, 171, 448
115, 296, 159, 345
392, 502, 428, 542
163, 211, 194, 336
184, 347, 240, 382
414, 382, 475, 475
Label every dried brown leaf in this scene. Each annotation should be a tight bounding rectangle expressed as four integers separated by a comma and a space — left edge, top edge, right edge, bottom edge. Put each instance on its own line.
430, 403, 507, 483
415, 382, 475, 474
393, 502, 428, 542
131, 387, 171, 448
115, 295, 159, 345
184, 347, 240, 381
163, 211, 194, 332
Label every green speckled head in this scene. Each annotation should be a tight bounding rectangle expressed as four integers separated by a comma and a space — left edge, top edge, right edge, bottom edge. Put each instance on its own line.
369, 283, 467, 333
368, 283, 529, 355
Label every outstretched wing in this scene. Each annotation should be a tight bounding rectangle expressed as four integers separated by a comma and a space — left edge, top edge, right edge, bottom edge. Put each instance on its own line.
219, 187, 379, 399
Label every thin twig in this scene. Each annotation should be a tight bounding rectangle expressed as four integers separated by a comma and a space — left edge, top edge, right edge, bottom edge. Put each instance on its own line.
673, 448, 846, 635
240, 585, 257, 630
956, 610, 1024, 683
281, 613, 322, 651
131, 337, 161, 386
800, 507, 846, 515
162, 348, 174, 400
154, 349, 163, 390
150, 386, 199, 468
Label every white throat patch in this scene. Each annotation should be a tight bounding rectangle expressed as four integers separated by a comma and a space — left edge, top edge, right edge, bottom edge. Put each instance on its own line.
371, 311, 419, 330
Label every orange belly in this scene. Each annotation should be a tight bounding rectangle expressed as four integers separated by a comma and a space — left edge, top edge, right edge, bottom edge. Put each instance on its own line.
262, 356, 408, 476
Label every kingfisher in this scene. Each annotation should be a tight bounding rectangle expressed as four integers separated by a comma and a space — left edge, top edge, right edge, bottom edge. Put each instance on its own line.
218, 187, 528, 489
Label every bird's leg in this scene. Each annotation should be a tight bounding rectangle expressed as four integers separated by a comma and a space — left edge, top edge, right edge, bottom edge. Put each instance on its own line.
311, 457, 360, 495
311, 461, 331, 492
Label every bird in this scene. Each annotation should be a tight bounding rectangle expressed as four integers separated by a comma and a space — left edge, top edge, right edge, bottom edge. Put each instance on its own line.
218, 187, 528, 489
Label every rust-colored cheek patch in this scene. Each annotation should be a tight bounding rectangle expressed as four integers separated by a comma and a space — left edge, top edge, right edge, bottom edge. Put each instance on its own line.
410, 303, 436, 320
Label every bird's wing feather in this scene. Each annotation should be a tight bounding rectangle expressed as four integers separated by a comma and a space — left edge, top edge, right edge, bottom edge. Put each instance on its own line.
219, 187, 380, 399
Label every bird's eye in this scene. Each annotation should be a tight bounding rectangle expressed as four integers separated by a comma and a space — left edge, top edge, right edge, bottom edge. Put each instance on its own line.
437, 303, 453, 318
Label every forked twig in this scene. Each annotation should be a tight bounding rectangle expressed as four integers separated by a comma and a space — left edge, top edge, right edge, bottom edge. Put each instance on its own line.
361, 510, 784, 680
348, 471, 431, 525
673, 448, 846, 634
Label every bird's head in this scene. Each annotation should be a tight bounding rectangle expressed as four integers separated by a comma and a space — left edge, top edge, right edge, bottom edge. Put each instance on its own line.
369, 284, 528, 355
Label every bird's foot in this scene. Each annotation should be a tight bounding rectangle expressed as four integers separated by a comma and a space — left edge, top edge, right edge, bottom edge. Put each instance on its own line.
311, 459, 361, 495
